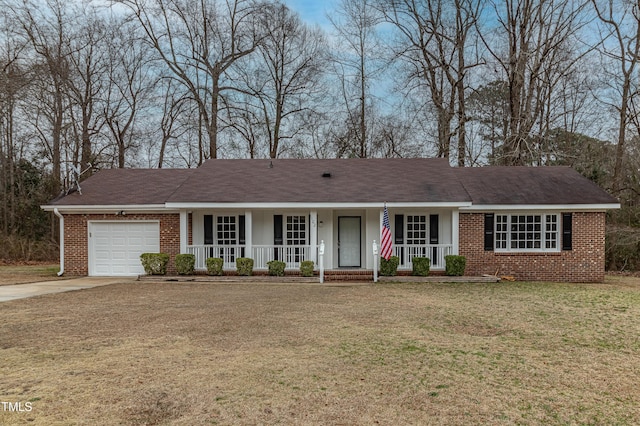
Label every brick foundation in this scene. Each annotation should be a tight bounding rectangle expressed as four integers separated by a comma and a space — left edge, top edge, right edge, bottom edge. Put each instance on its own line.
459, 212, 606, 282
63, 213, 181, 276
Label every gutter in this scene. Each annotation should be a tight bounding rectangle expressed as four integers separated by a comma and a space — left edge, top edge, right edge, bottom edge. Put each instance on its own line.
53, 208, 64, 276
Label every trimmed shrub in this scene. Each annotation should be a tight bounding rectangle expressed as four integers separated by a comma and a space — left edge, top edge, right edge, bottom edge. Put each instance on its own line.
236, 257, 254, 276
445, 255, 466, 276
140, 253, 169, 275
380, 255, 400, 276
267, 260, 286, 276
300, 260, 315, 277
412, 257, 431, 276
206, 257, 224, 276
175, 253, 195, 275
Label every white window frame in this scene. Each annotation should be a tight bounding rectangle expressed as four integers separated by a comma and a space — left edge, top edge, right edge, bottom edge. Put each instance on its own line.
284, 214, 308, 263
216, 215, 237, 246
494, 213, 560, 252
285, 215, 307, 246
406, 215, 427, 245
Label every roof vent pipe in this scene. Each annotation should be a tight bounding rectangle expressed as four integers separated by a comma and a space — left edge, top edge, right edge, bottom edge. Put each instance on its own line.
322, 172, 331, 178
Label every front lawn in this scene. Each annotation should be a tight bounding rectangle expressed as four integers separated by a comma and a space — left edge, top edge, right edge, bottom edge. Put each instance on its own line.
1, 277, 639, 425
0, 262, 61, 286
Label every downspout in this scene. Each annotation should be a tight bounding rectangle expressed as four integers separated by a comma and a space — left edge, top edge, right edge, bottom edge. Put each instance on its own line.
53, 208, 64, 276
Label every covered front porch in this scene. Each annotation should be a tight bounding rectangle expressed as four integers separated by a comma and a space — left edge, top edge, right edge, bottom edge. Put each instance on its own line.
178, 205, 461, 273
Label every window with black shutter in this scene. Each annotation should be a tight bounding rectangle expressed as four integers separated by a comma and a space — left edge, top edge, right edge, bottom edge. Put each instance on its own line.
484, 213, 494, 251
562, 213, 572, 251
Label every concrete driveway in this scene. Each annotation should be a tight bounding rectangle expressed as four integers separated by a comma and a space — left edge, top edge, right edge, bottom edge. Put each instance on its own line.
0, 277, 135, 302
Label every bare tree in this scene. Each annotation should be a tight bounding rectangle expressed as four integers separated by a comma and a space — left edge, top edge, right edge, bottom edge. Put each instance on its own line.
10, 0, 70, 187
156, 79, 190, 168
116, 0, 266, 163
453, 0, 482, 166
64, 4, 109, 175
479, 0, 590, 165
0, 12, 30, 234
237, 3, 326, 158
103, 17, 156, 168
380, 0, 482, 165
591, 0, 640, 194
329, 0, 384, 158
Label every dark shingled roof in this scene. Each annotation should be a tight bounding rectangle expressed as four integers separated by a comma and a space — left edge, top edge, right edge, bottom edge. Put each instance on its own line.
45, 159, 618, 207
457, 166, 618, 205
48, 168, 194, 206
166, 158, 470, 203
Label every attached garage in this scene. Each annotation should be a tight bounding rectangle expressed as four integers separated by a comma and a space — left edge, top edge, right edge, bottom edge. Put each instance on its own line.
88, 221, 160, 276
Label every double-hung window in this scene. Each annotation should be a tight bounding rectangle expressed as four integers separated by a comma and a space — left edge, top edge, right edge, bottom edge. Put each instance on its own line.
494, 214, 559, 252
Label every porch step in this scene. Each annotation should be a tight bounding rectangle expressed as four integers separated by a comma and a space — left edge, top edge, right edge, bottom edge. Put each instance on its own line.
323, 270, 374, 282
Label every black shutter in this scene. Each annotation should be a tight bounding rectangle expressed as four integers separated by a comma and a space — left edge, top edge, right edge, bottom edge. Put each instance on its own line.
429, 214, 439, 244
484, 213, 494, 251
274, 215, 283, 245
274, 215, 283, 261
204, 215, 213, 245
239, 215, 246, 257
239, 215, 246, 245
394, 215, 404, 244
430, 214, 439, 264
562, 213, 572, 251
394, 215, 404, 264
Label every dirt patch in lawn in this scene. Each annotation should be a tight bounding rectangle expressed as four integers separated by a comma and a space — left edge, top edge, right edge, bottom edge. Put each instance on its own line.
1, 276, 640, 425
0, 262, 63, 286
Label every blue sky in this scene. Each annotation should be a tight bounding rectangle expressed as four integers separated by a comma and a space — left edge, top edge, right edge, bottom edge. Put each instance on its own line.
283, 0, 337, 29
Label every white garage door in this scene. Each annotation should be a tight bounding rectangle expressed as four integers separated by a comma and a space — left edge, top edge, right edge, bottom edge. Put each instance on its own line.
89, 221, 160, 276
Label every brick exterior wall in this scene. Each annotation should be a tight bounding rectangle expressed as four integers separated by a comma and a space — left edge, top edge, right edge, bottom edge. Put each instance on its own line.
61, 210, 606, 282
459, 212, 606, 282
63, 213, 181, 276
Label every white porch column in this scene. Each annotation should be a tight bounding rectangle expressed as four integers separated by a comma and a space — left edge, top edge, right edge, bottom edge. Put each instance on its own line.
452, 209, 459, 255
179, 209, 188, 253
245, 210, 252, 259
310, 210, 318, 264
378, 208, 384, 269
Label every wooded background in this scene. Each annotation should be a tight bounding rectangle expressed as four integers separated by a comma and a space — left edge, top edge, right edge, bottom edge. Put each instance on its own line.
0, 0, 638, 269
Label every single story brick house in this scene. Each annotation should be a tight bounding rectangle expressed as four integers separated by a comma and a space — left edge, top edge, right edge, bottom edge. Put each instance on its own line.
42, 158, 619, 282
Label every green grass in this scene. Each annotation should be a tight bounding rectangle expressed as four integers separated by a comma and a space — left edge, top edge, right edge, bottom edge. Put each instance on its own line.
0, 263, 61, 285
0, 276, 639, 424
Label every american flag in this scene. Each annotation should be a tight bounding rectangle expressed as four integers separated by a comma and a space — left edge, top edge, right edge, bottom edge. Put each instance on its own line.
380, 204, 393, 260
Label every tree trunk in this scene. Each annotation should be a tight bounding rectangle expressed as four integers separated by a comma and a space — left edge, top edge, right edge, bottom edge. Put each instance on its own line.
81, 111, 92, 178
612, 82, 630, 193
209, 78, 219, 160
